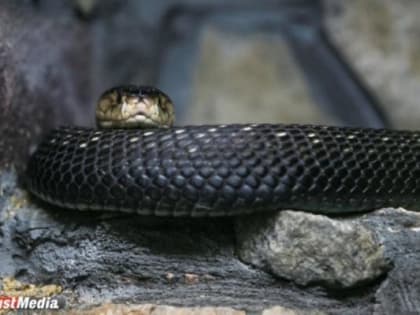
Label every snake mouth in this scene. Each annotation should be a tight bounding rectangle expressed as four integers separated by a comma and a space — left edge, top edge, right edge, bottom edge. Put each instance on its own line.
121, 111, 163, 128
121, 97, 167, 127
98, 111, 162, 129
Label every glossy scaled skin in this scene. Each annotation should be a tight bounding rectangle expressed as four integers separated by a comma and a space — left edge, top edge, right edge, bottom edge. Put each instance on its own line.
26, 124, 420, 216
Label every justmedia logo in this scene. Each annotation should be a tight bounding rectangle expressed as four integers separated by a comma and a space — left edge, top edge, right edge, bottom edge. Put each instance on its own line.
0, 295, 63, 310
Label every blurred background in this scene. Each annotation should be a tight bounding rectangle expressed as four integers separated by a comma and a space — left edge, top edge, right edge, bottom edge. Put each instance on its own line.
2, 0, 420, 171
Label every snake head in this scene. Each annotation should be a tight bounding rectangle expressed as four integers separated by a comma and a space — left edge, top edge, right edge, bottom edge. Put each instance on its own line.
96, 85, 175, 129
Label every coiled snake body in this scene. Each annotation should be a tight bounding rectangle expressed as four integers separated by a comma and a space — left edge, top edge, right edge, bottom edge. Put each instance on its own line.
26, 86, 420, 216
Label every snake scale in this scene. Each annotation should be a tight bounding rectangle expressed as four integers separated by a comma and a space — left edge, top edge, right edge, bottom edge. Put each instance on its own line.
26, 86, 420, 216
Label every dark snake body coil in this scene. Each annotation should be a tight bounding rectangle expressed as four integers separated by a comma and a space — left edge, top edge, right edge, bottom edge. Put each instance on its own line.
26, 124, 420, 216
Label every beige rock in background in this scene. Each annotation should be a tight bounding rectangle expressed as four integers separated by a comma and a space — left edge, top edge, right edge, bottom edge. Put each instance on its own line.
324, 0, 420, 129
188, 26, 334, 125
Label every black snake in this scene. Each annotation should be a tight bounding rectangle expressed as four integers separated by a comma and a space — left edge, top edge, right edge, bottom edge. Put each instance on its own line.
26, 86, 420, 216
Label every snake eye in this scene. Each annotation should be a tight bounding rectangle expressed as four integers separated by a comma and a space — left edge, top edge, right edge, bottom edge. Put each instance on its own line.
115, 91, 123, 105
159, 98, 167, 112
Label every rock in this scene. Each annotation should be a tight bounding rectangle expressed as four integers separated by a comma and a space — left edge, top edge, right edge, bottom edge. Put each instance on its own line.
187, 26, 334, 126
0, 168, 376, 314
236, 210, 390, 288
0, 1, 92, 172
262, 306, 327, 315
324, 0, 420, 129
366, 208, 420, 315
236, 207, 420, 314
1, 276, 62, 299
57, 304, 245, 315
374, 258, 420, 315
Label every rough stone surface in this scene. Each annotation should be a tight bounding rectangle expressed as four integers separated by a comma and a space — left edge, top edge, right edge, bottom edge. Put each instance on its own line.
236, 207, 420, 314
55, 304, 245, 315
365, 208, 420, 315
0, 169, 375, 314
236, 211, 390, 288
374, 258, 420, 315
0, 1, 93, 171
262, 306, 327, 315
324, 0, 420, 129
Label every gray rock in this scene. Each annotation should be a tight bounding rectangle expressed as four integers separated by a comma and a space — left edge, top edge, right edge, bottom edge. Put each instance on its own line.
0, 1, 93, 172
374, 258, 420, 315
236, 207, 420, 313
57, 304, 246, 315
236, 210, 390, 288
262, 306, 327, 315
364, 208, 420, 315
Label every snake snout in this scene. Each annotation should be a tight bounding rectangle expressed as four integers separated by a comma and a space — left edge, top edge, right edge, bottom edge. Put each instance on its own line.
96, 85, 175, 129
